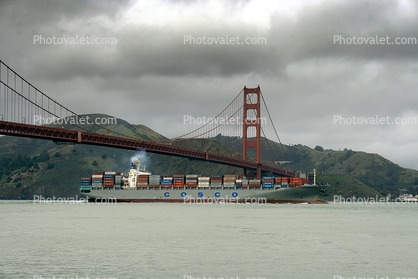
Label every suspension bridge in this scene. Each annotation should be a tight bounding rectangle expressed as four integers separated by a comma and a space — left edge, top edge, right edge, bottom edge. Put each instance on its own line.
0, 60, 294, 178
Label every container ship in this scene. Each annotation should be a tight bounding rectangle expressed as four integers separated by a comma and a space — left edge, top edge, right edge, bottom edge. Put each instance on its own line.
79, 160, 329, 204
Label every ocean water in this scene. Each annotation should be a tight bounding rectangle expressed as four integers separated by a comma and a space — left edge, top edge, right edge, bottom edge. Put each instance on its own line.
0, 201, 417, 279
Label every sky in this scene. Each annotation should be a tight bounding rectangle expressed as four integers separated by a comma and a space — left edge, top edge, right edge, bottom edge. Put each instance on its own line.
1, 0, 418, 169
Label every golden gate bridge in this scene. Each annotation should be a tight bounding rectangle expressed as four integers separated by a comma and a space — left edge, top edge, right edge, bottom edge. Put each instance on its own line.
0, 60, 294, 178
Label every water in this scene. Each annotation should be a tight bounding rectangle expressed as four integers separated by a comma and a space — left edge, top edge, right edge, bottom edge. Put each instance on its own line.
0, 201, 417, 279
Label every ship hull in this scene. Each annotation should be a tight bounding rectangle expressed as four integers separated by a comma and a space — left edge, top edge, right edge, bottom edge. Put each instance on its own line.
80, 185, 328, 204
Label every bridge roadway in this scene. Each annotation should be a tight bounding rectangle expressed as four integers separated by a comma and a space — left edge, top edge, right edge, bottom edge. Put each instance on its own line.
0, 121, 294, 178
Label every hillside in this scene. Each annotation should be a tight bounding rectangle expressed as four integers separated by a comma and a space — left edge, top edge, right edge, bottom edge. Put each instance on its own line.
1, 114, 418, 200
216, 136, 418, 197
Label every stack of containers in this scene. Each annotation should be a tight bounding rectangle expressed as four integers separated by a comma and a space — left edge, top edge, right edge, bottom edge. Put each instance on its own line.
281, 177, 289, 188
249, 179, 261, 188
148, 175, 161, 188
294, 177, 303, 187
223, 175, 236, 188
262, 176, 275, 188
210, 175, 223, 188
289, 177, 297, 187
80, 177, 92, 191
185, 175, 198, 188
103, 172, 116, 188
241, 179, 249, 188
161, 176, 173, 188
137, 174, 149, 188
114, 173, 122, 189
92, 172, 104, 189
173, 175, 185, 188
235, 179, 242, 188
198, 177, 210, 188
274, 177, 282, 188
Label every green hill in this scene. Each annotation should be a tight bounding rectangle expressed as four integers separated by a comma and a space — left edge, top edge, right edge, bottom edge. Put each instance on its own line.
216, 136, 418, 198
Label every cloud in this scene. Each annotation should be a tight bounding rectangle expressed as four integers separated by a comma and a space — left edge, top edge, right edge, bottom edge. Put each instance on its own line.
1, 0, 418, 169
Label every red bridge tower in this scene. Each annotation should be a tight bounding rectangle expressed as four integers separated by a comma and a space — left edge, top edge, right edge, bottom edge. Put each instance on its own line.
242, 86, 262, 179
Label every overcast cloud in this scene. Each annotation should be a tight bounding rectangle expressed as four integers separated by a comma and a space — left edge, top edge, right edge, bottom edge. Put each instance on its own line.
1, 0, 418, 169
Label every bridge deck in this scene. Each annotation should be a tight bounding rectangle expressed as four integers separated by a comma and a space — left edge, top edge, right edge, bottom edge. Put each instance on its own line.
0, 121, 294, 177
